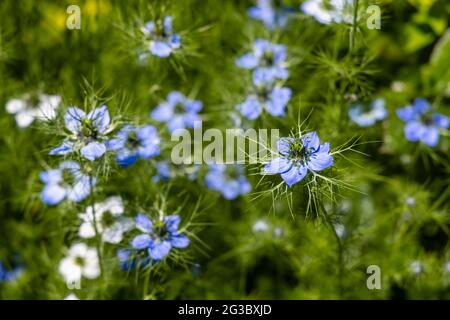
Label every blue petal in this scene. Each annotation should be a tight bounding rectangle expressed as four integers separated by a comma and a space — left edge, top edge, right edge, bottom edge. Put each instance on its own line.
420, 126, 439, 147
238, 176, 251, 194
266, 87, 291, 117
235, 53, 258, 69
281, 165, 307, 186
149, 241, 171, 260
151, 103, 174, 122
302, 132, 320, 150
163, 16, 173, 34
253, 68, 275, 86
150, 41, 172, 58
41, 184, 66, 205
413, 98, 430, 114
167, 115, 186, 133
396, 106, 417, 122
404, 121, 425, 142
221, 180, 241, 200
80, 141, 107, 161
117, 152, 138, 167
277, 137, 293, 156
171, 33, 181, 48
135, 213, 153, 233
67, 175, 92, 202
65, 107, 85, 134
49, 141, 74, 156
39, 169, 61, 184
184, 100, 202, 113
144, 21, 155, 34
167, 91, 186, 105
238, 96, 262, 120
432, 113, 450, 129
87, 105, 110, 133
170, 234, 190, 248
131, 234, 152, 249
264, 157, 292, 174
307, 148, 333, 172
165, 215, 181, 233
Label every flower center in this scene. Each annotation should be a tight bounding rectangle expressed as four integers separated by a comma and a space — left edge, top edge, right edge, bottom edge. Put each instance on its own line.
74, 256, 85, 267
153, 222, 170, 241
287, 140, 312, 165
80, 118, 99, 140
61, 168, 75, 186
125, 131, 141, 150
261, 50, 275, 67
101, 211, 115, 228
174, 102, 185, 114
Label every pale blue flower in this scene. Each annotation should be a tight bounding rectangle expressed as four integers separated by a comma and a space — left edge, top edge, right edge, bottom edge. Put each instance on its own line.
248, 0, 291, 29
151, 91, 202, 133
142, 16, 181, 58
40, 161, 94, 205
236, 39, 288, 86
264, 132, 333, 186
205, 164, 251, 200
397, 98, 449, 147
50, 105, 112, 161
237, 86, 291, 120
108, 125, 160, 167
301, 0, 353, 25
349, 98, 387, 127
131, 214, 190, 261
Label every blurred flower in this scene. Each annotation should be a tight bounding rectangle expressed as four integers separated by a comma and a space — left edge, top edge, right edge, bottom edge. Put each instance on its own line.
142, 16, 180, 58
349, 98, 387, 127
273, 227, 284, 237
108, 125, 160, 167
205, 164, 251, 200
5, 93, 60, 128
264, 132, 333, 186
78, 196, 133, 244
0, 257, 23, 283
235, 39, 288, 86
334, 224, 346, 238
248, 0, 291, 29
59, 243, 100, 284
50, 105, 113, 161
252, 219, 269, 233
237, 86, 291, 119
131, 214, 190, 261
117, 249, 150, 270
151, 91, 202, 133
40, 161, 94, 205
405, 196, 416, 207
152, 161, 172, 182
301, 0, 353, 24
64, 293, 79, 300
397, 98, 449, 147
410, 260, 423, 274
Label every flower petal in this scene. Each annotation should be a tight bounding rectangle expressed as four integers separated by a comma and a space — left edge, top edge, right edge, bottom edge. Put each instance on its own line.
151, 103, 173, 122
135, 213, 153, 233
171, 234, 190, 248
235, 53, 258, 69
404, 121, 425, 142
149, 241, 172, 260
237, 96, 262, 120
302, 131, 320, 150
164, 215, 181, 233
49, 141, 74, 156
432, 113, 450, 129
281, 165, 307, 186
87, 105, 110, 133
420, 126, 439, 147
80, 142, 106, 161
65, 107, 86, 134
264, 157, 292, 174
41, 184, 66, 205
131, 234, 152, 249
150, 41, 172, 58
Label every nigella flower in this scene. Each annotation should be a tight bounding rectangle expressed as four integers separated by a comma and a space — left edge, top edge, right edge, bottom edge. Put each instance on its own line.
0, 256, 24, 283
264, 132, 333, 186
117, 249, 150, 271
235, 39, 288, 86
152, 161, 172, 183
142, 16, 181, 58
301, 0, 353, 25
40, 161, 94, 205
397, 98, 449, 147
349, 98, 387, 127
5, 93, 60, 128
78, 196, 134, 244
59, 243, 100, 284
205, 164, 251, 200
248, 0, 291, 29
237, 86, 291, 120
108, 125, 160, 167
131, 214, 190, 261
151, 91, 202, 133
50, 105, 113, 161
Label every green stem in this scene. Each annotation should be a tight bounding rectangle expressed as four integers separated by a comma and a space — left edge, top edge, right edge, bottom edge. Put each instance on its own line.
142, 268, 151, 300
89, 175, 104, 278
349, 0, 360, 53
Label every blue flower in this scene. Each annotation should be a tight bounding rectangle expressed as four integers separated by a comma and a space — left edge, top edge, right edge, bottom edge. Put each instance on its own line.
40, 161, 94, 205
130, 214, 190, 261
117, 249, 151, 271
142, 16, 180, 58
237, 86, 291, 120
108, 125, 160, 167
152, 161, 172, 183
205, 164, 251, 200
264, 132, 333, 186
349, 98, 387, 127
151, 91, 202, 133
301, 0, 353, 25
397, 98, 449, 147
248, 0, 291, 30
235, 39, 288, 86
50, 105, 112, 161
0, 257, 23, 283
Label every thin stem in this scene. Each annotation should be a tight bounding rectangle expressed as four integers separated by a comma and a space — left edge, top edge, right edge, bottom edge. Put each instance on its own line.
349, 0, 360, 53
320, 202, 344, 298
89, 175, 104, 277
142, 268, 151, 300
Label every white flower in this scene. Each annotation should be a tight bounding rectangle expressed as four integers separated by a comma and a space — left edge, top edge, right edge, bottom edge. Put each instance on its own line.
410, 260, 423, 274
252, 219, 269, 233
5, 94, 61, 128
78, 196, 133, 244
301, 0, 354, 25
64, 293, 79, 300
59, 243, 100, 284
